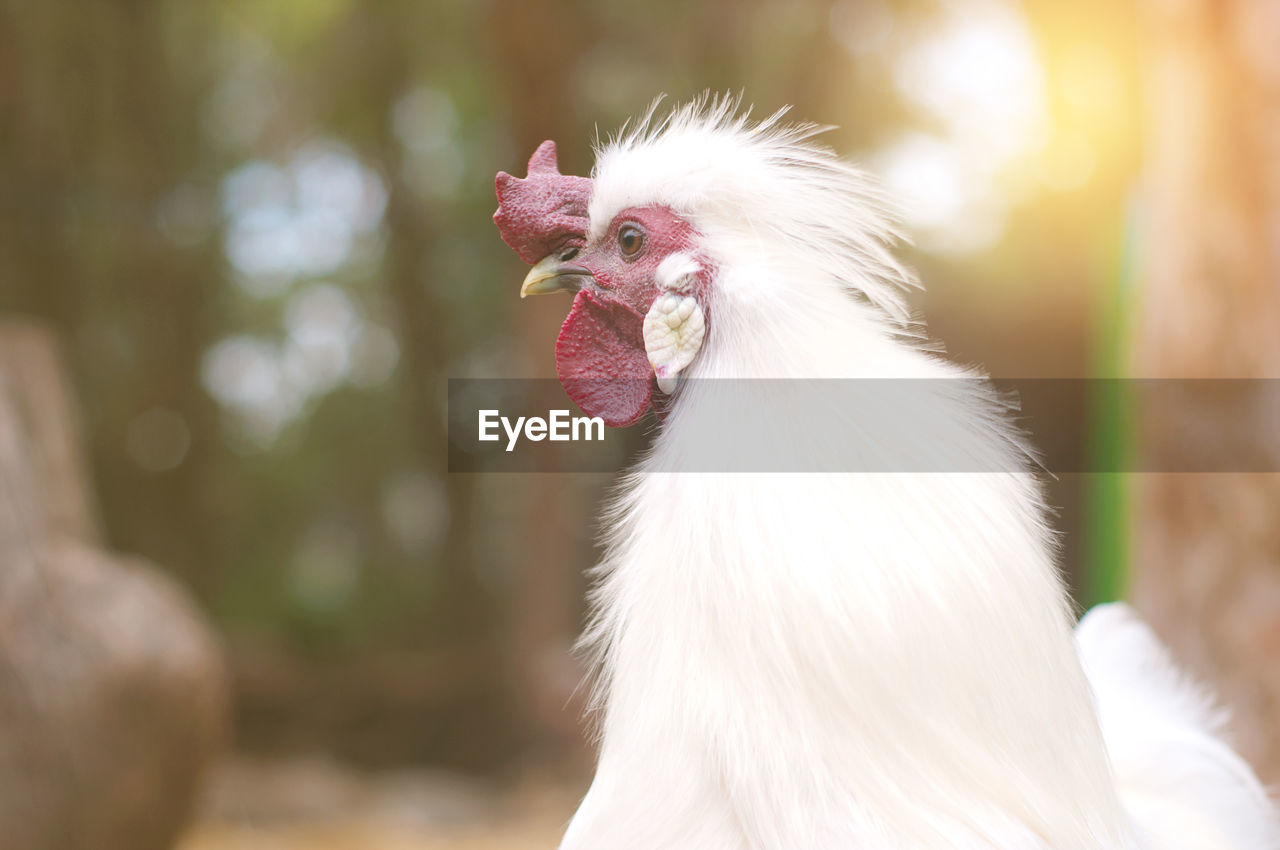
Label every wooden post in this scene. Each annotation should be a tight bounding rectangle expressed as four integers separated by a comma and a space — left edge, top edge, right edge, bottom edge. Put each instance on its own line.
0, 321, 103, 545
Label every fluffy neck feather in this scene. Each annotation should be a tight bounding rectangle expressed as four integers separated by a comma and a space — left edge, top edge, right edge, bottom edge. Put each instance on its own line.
573, 281, 1130, 850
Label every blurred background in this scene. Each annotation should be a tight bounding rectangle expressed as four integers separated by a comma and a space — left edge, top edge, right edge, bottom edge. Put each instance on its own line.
1, 0, 1277, 847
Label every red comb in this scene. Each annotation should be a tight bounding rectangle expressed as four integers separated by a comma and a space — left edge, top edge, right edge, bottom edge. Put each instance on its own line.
494, 140, 592, 264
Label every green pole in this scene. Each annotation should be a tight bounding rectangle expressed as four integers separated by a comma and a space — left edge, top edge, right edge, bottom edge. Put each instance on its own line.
1083, 202, 1137, 607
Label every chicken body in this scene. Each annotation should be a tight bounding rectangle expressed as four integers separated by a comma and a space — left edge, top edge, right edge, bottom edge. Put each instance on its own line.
567, 299, 1128, 850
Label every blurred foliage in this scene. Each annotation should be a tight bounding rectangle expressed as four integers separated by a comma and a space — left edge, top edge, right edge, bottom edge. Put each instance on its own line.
0, 0, 1138, 769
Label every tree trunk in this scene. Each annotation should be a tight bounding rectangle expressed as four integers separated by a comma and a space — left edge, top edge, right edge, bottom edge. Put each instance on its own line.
487, 0, 598, 768
1133, 0, 1280, 783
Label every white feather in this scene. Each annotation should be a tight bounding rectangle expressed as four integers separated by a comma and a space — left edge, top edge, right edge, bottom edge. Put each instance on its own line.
1076, 603, 1280, 850
557, 96, 1278, 850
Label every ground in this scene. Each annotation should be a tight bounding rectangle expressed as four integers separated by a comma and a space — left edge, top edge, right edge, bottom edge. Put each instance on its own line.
178, 756, 580, 850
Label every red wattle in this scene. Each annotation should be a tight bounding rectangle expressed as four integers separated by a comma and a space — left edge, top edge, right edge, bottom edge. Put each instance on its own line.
555, 289, 654, 427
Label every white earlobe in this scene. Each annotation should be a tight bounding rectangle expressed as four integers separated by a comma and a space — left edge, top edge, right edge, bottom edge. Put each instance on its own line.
643, 292, 705, 394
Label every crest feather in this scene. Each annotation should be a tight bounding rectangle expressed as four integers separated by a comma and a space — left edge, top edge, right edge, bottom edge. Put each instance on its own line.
588, 94, 919, 324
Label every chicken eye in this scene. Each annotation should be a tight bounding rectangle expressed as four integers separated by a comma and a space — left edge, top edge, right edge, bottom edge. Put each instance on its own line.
618, 224, 645, 259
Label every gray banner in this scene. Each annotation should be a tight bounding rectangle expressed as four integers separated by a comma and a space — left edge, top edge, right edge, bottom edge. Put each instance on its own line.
447, 379, 1280, 473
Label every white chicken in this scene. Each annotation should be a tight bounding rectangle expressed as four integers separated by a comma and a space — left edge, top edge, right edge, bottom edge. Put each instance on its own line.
493, 97, 1278, 850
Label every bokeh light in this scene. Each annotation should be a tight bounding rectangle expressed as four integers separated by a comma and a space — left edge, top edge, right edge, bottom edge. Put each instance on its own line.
874, 0, 1051, 254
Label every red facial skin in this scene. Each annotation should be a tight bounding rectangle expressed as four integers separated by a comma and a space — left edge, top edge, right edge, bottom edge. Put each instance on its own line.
569, 206, 699, 322
494, 143, 711, 426
553, 206, 710, 427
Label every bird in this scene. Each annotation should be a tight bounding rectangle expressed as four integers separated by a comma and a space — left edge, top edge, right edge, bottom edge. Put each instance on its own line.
492, 96, 1279, 850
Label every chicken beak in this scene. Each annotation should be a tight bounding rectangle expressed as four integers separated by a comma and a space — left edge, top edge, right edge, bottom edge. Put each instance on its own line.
520, 255, 593, 298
